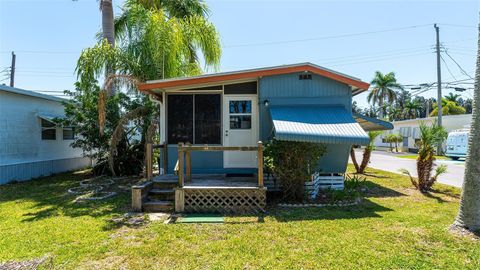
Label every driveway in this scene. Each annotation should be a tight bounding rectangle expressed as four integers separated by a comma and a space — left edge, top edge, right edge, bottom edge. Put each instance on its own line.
350, 150, 465, 188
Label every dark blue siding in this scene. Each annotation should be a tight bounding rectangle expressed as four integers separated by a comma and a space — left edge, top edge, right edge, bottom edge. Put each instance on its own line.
166, 146, 256, 174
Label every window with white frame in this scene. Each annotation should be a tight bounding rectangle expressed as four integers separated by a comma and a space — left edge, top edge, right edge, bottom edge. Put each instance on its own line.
41, 119, 56, 140
63, 127, 75, 140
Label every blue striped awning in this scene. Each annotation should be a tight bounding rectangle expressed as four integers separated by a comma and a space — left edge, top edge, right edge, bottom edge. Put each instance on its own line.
353, 113, 393, 131
269, 105, 370, 145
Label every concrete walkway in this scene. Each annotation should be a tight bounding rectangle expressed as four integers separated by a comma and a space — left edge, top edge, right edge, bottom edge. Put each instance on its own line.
350, 150, 465, 188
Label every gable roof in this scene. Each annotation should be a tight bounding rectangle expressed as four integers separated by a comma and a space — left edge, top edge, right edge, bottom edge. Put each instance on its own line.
139, 62, 370, 96
0, 84, 66, 102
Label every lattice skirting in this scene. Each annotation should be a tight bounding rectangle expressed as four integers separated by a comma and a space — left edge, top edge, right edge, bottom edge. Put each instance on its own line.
183, 188, 266, 214
305, 173, 344, 199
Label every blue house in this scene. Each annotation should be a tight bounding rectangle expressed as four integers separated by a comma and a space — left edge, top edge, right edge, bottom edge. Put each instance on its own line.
133, 63, 392, 213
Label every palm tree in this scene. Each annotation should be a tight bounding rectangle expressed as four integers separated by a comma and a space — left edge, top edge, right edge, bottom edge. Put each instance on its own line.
109, 0, 221, 81
387, 106, 402, 121
356, 131, 382, 173
400, 121, 447, 192
367, 71, 403, 119
452, 20, 480, 232
403, 100, 421, 119
445, 92, 461, 104
100, 0, 115, 46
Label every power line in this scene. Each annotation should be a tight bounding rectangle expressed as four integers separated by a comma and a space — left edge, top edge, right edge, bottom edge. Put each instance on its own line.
224, 24, 433, 48
439, 23, 477, 29
440, 54, 457, 81
442, 47, 475, 80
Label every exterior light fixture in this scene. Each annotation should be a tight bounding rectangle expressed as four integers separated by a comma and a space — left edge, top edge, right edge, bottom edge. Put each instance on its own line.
264, 100, 269, 107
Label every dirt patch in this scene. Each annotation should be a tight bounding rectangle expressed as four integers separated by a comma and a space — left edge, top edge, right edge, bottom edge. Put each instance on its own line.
0, 256, 52, 270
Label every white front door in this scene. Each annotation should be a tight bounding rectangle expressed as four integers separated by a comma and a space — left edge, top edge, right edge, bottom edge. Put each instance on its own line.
223, 95, 258, 168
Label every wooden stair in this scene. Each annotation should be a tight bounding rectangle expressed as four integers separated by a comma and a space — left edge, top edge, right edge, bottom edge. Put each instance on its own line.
142, 178, 177, 212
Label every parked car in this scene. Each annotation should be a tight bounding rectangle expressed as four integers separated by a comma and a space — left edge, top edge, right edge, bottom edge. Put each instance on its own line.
445, 128, 469, 160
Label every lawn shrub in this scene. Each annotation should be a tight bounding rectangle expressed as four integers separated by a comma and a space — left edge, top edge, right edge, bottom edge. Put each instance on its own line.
264, 139, 326, 201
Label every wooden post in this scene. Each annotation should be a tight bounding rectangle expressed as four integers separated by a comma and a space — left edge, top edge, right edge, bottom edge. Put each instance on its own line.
185, 142, 191, 182
174, 188, 185, 212
163, 143, 168, 175
257, 141, 264, 188
146, 143, 153, 180
178, 143, 184, 187
132, 187, 143, 212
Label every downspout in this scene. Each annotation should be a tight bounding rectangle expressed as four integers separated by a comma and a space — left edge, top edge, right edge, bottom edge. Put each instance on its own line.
149, 93, 164, 173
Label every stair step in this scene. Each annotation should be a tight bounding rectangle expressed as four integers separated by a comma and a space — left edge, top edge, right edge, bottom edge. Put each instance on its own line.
143, 200, 174, 212
153, 178, 178, 184
148, 188, 175, 200
150, 188, 174, 194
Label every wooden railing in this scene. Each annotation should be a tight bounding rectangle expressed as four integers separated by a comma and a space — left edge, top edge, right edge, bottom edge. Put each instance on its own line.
145, 143, 168, 180
176, 142, 264, 188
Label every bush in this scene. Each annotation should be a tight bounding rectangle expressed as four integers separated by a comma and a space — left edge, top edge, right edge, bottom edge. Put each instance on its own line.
264, 140, 326, 201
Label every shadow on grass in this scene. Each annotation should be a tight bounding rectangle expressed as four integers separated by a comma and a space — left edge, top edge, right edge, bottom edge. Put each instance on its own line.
270, 198, 392, 222
362, 180, 406, 198
0, 171, 131, 229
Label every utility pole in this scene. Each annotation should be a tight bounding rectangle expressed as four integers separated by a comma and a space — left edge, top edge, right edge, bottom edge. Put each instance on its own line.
9, 51, 16, 87
434, 24, 443, 154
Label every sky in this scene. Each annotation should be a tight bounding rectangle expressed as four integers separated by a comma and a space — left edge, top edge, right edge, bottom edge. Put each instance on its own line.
0, 0, 478, 108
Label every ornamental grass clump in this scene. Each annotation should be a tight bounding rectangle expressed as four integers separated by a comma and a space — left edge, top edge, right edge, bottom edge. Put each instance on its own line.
264, 140, 326, 201
399, 121, 448, 192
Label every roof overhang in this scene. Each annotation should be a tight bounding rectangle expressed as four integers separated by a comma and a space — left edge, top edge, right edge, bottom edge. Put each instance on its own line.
353, 113, 394, 131
139, 63, 370, 96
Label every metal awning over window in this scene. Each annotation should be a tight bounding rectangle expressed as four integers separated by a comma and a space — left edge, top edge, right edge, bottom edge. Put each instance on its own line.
37, 113, 64, 123
269, 105, 370, 145
353, 113, 394, 131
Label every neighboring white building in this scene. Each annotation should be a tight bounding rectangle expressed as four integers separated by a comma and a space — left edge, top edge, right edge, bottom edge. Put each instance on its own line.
374, 114, 472, 152
0, 85, 91, 184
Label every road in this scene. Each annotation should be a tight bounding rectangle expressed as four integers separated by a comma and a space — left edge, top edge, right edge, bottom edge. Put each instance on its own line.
350, 150, 465, 188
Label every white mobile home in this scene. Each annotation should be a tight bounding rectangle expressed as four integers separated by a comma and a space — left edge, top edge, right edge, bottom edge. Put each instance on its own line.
374, 114, 472, 152
0, 85, 91, 184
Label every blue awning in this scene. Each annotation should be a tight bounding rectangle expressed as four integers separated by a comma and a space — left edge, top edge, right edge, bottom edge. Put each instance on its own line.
269, 105, 370, 145
353, 113, 394, 131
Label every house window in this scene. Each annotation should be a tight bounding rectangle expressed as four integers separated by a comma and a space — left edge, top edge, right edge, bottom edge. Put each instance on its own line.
63, 127, 75, 140
167, 94, 221, 144
229, 100, 252, 129
41, 119, 56, 140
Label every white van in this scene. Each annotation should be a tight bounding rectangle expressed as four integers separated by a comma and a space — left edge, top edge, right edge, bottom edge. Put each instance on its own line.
445, 128, 469, 160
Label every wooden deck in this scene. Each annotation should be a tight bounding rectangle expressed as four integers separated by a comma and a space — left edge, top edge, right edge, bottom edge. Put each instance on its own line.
153, 174, 279, 190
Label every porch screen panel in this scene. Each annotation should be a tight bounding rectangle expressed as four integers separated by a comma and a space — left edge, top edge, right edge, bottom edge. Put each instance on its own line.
168, 95, 193, 144
195, 94, 221, 144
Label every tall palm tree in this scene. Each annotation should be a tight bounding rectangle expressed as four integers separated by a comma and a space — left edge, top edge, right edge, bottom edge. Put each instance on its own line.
367, 71, 403, 119
100, 0, 115, 47
452, 19, 480, 232
445, 92, 461, 105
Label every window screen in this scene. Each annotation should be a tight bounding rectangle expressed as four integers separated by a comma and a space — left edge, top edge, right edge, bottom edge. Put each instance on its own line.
41, 119, 56, 140
167, 94, 221, 145
167, 95, 193, 144
195, 94, 221, 144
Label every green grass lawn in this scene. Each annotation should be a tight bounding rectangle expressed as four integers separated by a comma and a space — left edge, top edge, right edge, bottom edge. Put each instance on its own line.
397, 154, 451, 160
1, 166, 478, 269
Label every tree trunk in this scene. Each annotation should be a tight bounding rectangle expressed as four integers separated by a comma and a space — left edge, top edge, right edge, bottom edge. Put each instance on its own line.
101, 0, 116, 95
350, 147, 360, 173
101, 0, 115, 47
358, 148, 371, 174
395, 142, 398, 152
378, 99, 384, 119
453, 19, 480, 231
